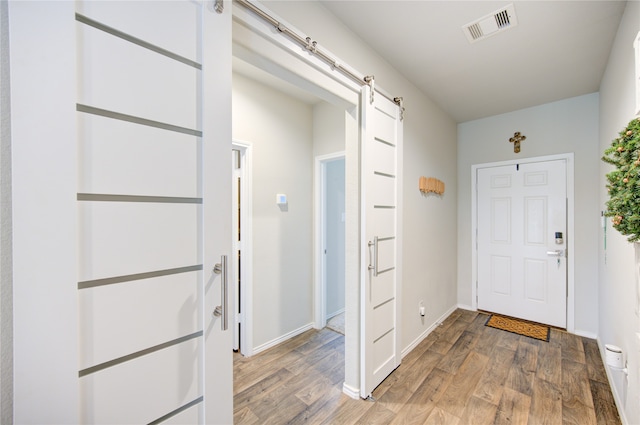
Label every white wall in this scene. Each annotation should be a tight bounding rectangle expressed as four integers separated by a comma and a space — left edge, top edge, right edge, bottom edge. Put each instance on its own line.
457, 93, 600, 336
598, 2, 640, 422
262, 1, 459, 356
232, 72, 314, 350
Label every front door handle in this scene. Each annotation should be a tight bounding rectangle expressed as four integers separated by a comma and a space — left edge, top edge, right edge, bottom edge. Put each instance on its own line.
212, 255, 228, 331
368, 237, 378, 277
546, 250, 564, 257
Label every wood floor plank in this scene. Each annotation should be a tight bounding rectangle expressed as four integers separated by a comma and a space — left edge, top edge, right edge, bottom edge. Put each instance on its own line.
529, 378, 563, 425
233, 406, 261, 425
560, 330, 586, 364
467, 312, 490, 334
474, 325, 505, 356
286, 337, 342, 376
371, 367, 402, 399
233, 309, 620, 425
458, 309, 479, 323
404, 330, 437, 363
473, 345, 517, 405
562, 358, 597, 425
249, 391, 309, 424
583, 338, 609, 384
233, 329, 316, 374
436, 330, 479, 374
505, 339, 539, 396
494, 387, 531, 425
495, 328, 522, 351
457, 395, 499, 425
437, 351, 490, 418
234, 367, 295, 413
429, 336, 455, 355
376, 382, 413, 415
320, 354, 346, 386
376, 349, 443, 412
294, 372, 336, 406
294, 327, 342, 355
435, 310, 462, 333
318, 396, 374, 425
589, 379, 622, 425
233, 349, 304, 394
548, 328, 563, 346
287, 386, 344, 425
356, 400, 397, 425
402, 349, 445, 393
562, 357, 595, 408
388, 368, 454, 425
424, 406, 460, 425
536, 336, 562, 386
374, 344, 441, 400
439, 317, 472, 344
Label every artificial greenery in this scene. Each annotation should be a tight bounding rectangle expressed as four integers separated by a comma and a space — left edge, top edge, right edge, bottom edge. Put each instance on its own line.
602, 117, 640, 242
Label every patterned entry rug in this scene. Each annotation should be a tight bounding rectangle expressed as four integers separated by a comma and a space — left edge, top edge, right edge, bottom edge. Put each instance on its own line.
485, 314, 550, 342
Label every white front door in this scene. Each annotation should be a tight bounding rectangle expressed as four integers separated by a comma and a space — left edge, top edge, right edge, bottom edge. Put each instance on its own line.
10, 1, 232, 422
477, 160, 567, 328
361, 87, 403, 398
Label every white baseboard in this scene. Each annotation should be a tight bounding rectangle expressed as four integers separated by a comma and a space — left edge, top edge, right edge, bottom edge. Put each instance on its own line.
457, 303, 475, 311
342, 382, 360, 400
401, 304, 458, 358
573, 329, 598, 340
252, 323, 314, 356
597, 337, 629, 425
327, 308, 345, 320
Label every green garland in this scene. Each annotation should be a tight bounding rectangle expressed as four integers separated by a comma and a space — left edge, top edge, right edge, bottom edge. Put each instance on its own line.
602, 117, 640, 242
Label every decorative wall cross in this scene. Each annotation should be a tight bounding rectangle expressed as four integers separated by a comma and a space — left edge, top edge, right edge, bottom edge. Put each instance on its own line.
509, 131, 526, 153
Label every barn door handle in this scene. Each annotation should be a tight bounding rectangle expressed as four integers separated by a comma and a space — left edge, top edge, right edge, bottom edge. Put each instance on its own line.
368, 236, 379, 277
212, 255, 228, 330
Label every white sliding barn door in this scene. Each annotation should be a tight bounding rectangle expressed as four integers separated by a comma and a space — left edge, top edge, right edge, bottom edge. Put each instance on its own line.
10, 1, 232, 423
361, 87, 403, 398
477, 160, 567, 328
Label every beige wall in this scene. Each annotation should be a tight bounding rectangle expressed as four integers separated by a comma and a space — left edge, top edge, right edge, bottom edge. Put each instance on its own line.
598, 2, 640, 422
232, 72, 315, 350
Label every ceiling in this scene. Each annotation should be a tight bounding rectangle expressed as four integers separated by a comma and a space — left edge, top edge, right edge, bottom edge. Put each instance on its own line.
236, 1, 627, 123
317, 1, 627, 122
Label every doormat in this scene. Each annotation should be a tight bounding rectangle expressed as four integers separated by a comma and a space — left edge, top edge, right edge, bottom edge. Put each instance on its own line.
485, 314, 550, 342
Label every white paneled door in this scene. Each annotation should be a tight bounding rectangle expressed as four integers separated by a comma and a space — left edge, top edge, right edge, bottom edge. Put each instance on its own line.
10, 1, 232, 423
361, 87, 403, 398
477, 160, 567, 328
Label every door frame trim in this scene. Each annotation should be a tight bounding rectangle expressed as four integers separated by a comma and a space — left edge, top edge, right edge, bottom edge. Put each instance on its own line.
232, 140, 253, 356
314, 151, 346, 330
233, 1, 363, 396
471, 153, 575, 333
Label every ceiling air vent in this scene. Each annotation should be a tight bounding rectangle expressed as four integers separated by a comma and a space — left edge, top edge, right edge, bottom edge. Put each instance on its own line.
462, 4, 518, 43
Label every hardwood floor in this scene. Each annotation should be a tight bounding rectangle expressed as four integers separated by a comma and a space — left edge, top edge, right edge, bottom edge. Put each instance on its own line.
233, 309, 621, 424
